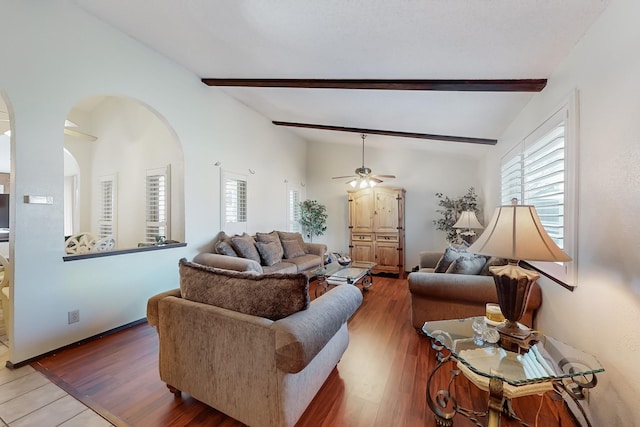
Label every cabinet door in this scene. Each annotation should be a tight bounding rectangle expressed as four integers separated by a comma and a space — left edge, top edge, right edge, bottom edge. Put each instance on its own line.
351, 240, 374, 263
375, 241, 399, 272
374, 189, 399, 233
349, 189, 374, 233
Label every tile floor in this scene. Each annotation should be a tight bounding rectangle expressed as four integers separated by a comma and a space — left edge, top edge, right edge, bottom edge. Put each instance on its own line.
0, 311, 114, 426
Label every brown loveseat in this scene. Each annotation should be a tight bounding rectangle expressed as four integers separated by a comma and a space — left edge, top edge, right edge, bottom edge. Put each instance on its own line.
147, 259, 363, 427
194, 231, 326, 276
407, 249, 542, 330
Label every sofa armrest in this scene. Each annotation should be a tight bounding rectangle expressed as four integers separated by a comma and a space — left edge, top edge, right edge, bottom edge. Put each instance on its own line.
193, 252, 263, 273
408, 272, 496, 304
272, 284, 362, 373
304, 242, 327, 258
147, 288, 182, 327
418, 251, 443, 269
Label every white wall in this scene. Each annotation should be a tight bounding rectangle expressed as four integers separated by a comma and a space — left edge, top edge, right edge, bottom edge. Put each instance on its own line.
0, 0, 307, 363
306, 140, 483, 270
481, 0, 640, 423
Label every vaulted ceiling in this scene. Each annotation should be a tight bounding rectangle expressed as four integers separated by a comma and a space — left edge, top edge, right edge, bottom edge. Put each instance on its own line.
72, 0, 611, 157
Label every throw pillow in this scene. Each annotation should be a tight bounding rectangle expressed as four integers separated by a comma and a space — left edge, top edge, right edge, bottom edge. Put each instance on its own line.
230, 233, 261, 263
434, 246, 467, 273
282, 239, 306, 259
256, 231, 284, 257
179, 259, 310, 320
480, 256, 509, 276
277, 231, 308, 254
215, 240, 238, 257
256, 241, 283, 266
445, 254, 488, 275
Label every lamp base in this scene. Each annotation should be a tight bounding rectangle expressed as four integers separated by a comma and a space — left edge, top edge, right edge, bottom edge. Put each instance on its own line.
497, 324, 539, 352
489, 262, 540, 352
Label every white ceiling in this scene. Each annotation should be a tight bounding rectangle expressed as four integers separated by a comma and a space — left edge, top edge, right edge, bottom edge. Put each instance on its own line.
72, 0, 611, 157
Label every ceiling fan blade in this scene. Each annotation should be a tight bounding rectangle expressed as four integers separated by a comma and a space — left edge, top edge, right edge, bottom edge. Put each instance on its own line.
64, 127, 98, 141
373, 174, 396, 179
332, 175, 357, 179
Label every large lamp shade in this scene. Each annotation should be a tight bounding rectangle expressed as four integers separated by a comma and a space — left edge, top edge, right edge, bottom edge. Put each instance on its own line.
469, 205, 571, 343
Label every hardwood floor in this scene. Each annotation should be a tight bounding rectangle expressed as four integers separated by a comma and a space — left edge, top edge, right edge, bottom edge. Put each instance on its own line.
32, 276, 579, 426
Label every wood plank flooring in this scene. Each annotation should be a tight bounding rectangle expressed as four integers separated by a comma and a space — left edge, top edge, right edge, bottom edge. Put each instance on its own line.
32, 276, 579, 426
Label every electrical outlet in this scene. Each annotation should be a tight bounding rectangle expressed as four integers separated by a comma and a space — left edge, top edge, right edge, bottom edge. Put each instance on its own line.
68, 310, 80, 324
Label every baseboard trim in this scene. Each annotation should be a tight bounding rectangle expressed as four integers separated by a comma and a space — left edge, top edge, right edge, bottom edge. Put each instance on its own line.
6, 318, 148, 370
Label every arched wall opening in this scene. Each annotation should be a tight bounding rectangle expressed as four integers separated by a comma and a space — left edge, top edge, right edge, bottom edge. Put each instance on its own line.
64, 95, 185, 254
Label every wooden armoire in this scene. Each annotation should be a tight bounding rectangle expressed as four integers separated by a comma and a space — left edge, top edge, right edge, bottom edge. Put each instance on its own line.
347, 186, 405, 277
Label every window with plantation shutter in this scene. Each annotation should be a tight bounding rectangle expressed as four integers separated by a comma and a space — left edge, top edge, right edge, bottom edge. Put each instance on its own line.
499, 93, 578, 286
288, 188, 301, 233
146, 166, 170, 243
98, 174, 116, 238
221, 170, 248, 234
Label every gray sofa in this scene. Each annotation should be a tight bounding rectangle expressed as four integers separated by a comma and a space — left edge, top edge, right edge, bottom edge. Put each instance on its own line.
147, 259, 363, 427
194, 231, 326, 276
408, 249, 542, 329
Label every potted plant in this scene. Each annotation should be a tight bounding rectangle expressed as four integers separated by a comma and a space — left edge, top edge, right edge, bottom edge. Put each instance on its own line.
298, 200, 328, 242
433, 187, 480, 243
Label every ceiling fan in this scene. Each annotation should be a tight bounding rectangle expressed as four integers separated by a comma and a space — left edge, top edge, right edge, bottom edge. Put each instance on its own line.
332, 134, 396, 188
0, 113, 97, 141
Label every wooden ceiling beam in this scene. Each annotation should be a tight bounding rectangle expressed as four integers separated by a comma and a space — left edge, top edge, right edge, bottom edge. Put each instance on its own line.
272, 121, 497, 145
202, 78, 547, 92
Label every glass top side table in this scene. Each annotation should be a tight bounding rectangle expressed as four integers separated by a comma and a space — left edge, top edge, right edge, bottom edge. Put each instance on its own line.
421, 318, 604, 427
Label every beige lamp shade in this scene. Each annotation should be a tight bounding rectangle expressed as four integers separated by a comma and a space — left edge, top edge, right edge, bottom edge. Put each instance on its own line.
468, 205, 571, 262
452, 211, 484, 230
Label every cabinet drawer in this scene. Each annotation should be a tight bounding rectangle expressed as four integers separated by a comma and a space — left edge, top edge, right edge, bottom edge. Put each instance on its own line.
352, 233, 372, 242
376, 233, 398, 242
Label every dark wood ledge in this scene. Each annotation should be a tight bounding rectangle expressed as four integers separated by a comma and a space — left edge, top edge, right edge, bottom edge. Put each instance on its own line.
62, 242, 187, 262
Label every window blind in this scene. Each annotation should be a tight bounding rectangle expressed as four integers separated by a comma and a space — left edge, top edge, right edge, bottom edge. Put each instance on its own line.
146, 166, 170, 243
288, 189, 301, 232
224, 177, 247, 223
501, 121, 566, 249
98, 175, 116, 238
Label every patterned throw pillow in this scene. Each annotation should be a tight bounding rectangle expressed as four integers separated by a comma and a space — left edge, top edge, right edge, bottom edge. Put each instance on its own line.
256, 231, 284, 258
277, 231, 308, 254
434, 246, 467, 273
215, 240, 238, 257
256, 241, 283, 266
230, 233, 261, 263
445, 254, 488, 275
480, 256, 509, 276
281, 239, 306, 259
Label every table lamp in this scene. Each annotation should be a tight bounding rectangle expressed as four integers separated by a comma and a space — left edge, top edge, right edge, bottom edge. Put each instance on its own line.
452, 210, 484, 244
468, 204, 571, 341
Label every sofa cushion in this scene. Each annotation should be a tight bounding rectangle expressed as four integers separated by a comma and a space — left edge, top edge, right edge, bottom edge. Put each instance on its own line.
281, 239, 306, 259
230, 233, 261, 263
262, 261, 298, 275
256, 241, 283, 266
215, 240, 238, 257
285, 254, 322, 272
445, 253, 487, 275
277, 231, 308, 254
434, 246, 467, 273
179, 259, 310, 320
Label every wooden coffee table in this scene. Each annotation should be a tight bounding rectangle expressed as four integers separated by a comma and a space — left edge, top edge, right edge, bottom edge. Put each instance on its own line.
312, 261, 376, 297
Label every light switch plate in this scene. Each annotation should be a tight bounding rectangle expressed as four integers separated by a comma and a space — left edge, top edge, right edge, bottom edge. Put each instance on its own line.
23, 195, 53, 204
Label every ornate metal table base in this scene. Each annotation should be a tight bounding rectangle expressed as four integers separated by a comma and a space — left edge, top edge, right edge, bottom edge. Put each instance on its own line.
422, 318, 603, 427
315, 269, 373, 297
426, 339, 530, 427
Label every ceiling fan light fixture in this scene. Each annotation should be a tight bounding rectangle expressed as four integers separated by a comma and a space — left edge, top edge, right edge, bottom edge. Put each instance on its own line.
333, 134, 396, 186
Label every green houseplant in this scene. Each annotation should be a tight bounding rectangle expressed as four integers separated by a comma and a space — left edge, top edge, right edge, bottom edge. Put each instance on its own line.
298, 200, 328, 242
433, 187, 480, 243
